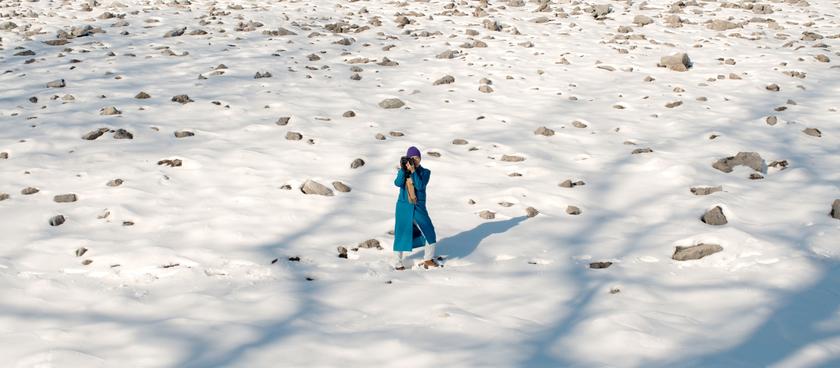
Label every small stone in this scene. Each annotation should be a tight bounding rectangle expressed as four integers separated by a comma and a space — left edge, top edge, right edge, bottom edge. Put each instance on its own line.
332, 181, 351, 192
54, 194, 78, 203
803, 128, 821, 137
766, 116, 778, 126
300, 179, 334, 196
75, 247, 88, 257
690, 186, 722, 196
712, 152, 765, 173
672, 243, 723, 261
701, 206, 727, 225
0, 193, 9, 201
123, 221, 134, 226
769, 160, 789, 170
589, 261, 612, 269
337, 246, 349, 258
433, 75, 455, 85
0, 152, 7, 159
501, 154, 525, 162
107, 179, 124, 187
171, 94, 193, 104
526, 207, 539, 218
50, 215, 66, 226
113, 129, 133, 139
572, 121, 587, 128
390, 131, 404, 137
157, 159, 182, 167
276, 117, 291, 126
174, 130, 195, 138
633, 15, 653, 26
286, 131, 303, 140
559, 179, 585, 188
658, 52, 692, 72
707, 19, 740, 31
100, 106, 121, 115
436, 50, 460, 59
478, 85, 494, 93
82, 128, 110, 140
47, 79, 66, 88
815, 54, 830, 63
427, 151, 441, 158
342, 110, 356, 117
632, 148, 653, 154
831, 199, 840, 220
350, 158, 365, 169
164, 27, 186, 38
479, 210, 495, 219
254, 71, 272, 79
81, 259, 93, 265
749, 173, 764, 180
452, 138, 469, 145
665, 101, 683, 108
766, 83, 780, 92
358, 239, 381, 249
534, 126, 555, 136
378, 98, 405, 109
21, 187, 39, 195
375, 133, 386, 140
135, 91, 151, 99
566, 206, 581, 215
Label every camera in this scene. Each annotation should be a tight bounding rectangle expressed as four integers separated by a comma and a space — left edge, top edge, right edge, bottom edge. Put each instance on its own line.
400, 156, 414, 172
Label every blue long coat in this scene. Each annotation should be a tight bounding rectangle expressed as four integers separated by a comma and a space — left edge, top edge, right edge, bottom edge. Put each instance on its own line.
393, 166, 437, 252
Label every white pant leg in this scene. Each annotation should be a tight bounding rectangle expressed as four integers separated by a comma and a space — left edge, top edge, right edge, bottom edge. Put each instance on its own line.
424, 243, 435, 260
394, 251, 405, 267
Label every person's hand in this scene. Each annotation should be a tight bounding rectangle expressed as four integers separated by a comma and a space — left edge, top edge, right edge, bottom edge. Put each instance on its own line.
407, 162, 415, 173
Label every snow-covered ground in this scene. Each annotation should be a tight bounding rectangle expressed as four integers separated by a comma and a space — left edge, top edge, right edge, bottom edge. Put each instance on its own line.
1, 0, 839, 366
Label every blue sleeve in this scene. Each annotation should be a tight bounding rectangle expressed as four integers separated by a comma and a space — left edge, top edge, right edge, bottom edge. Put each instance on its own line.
394, 169, 406, 187
411, 169, 429, 190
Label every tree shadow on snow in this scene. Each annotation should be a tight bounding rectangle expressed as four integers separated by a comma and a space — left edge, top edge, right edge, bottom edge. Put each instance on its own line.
405, 216, 528, 263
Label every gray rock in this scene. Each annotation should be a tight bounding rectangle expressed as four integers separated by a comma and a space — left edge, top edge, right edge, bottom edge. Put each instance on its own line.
478, 85, 494, 93
587, 4, 612, 20
766, 116, 778, 125
433, 75, 455, 86
658, 53, 692, 72
21, 187, 39, 195
82, 127, 110, 140
526, 206, 539, 218
707, 19, 740, 31
286, 132, 303, 140
501, 154, 525, 162
157, 159, 182, 167
276, 116, 291, 126
589, 261, 612, 269
113, 129, 133, 139
343, 110, 356, 117
572, 121, 588, 128
254, 71, 272, 79
54, 194, 78, 203
50, 215, 66, 226
332, 181, 351, 193
171, 94, 193, 104
566, 205, 581, 215
701, 206, 727, 225
0, 152, 7, 159
375, 133, 386, 140
633, 15, 653, 26
832, 199, 840, 219
0, 21, 17, 30
107, 179, 124, 187
135, 91, 151, 99
712, 152, 765, 173
358, 239, 381, 249
690, 186, 722, 195
632, 148, 654, 154
535, 126, 555, 136
559, 179, 585, 188
766, 83, 780, 92
337, 246, 348, 258
75, 247, 88, 257
350, 158, 365, 169
452, 138, 469, 145
300, 179, 334, 196
0, 193, 9, 201
47, 79, 66, 88
174, 130, 195, 138
100, 106, 121, 115
803, 128, 821, 137
672, 243, 723, 261
164, 27, 187, 38
378, 98, 405, 109
479, 210, 496, 219
436, 50, 460, 59
665, 101, 683, 108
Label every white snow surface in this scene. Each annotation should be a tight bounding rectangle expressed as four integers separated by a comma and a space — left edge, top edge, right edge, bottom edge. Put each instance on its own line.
1, 0, 840, 367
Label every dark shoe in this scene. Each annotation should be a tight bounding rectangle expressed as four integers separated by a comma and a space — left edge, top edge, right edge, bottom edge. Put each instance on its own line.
420, 259, 440, 269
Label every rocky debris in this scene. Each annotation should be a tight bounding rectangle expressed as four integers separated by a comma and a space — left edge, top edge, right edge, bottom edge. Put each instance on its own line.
433, 75, 455, 86
286, 132, 303, 140
171, 94, 193, 104
658, 53, 692, 71
21, 187, 39, 195
452, 138, 469, 145
0, 21, 17, 30
1, 152, 8, 159
713, 152, 765, 173
831, 199, 840, 219
174, 130, 194, 138
378, 98, 404, 109
113, 129, 133, 139
707, 19, 740, 31
766, 83, 780, 92
801, 31, 823, 41
766, 116, 778, 126
54, 194, 77, 203
254, 71, 272, 79
559, 179, 585, 188
534, 126, 555, 136
690, 186, 722, 195
276, 117, 291, 126
566, 205, 581, 215
672, 243, 723, 261
350, 158, 365, 169
0, 193, 9, 201
337, 246, 348, 258
815, 54, 830, 63
157, 159, 182, 167
343, 111, 356, 117
665, 101, 683, 108
161, 26, 187, 37
749, 173, 764, 180
300, 179, 334, 196
389, 131, 404, 137
632, 148, 654, 154
47, 79, 66, 88
633, 15, 654, 26
526, 207, 539, 217
803, 128, 822, 137
589, 261, 612, 269
586, 4, 612, 20
479, 85, 494, 93
135, 91, 151, 99
769, 160, 789, 170
75, 247, 88, 257
701, 206, 727, 225
375, 133, 386, 140
332, 181, 351, 193
100, 106, 121, 115
107, 179, 124, 187
358, 239, 381, 249
81, 259, 93, 265
264, 27, 297, 36
82, 128, 110, 140
436, 50, 461, 59
572, 121, 588, 128
483, 18, 502, 31
97, 210, 110, 219
501, 155, 525, 162
50, 215, 66, 227
479, 210, 496, 219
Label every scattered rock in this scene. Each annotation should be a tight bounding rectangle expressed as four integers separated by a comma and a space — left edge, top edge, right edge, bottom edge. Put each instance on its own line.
342, 110, 356, 117
831, 199, 840, 220
815, 54, 830, 63
21, 187, 39, 195
559, 179, 586, 188
350, 158, 365, 169
157, 159, 182, 167
587, 4, 612, 20
358, 239, 381, 249
276, 117, 291, 126
378, 98, 405, 109
658, 53, 692, 72
566, 205, 581, 215
766, 116, 778, 126
332, 181, 351, 193
300, 179, 334, 196
54, 194, 78, 203
769, 160, 789, 170
633, 15, 653, 26
526, 207, 539, 218
479, 85, 494, 93
436, 50, 460, 59
135, 91, 151, 99
100, 106, 121, 115
164, 27, 187, 38
672, 243, 723, 261
632, 148, 653, 154
171, 94, 193, 104
534, 126, 555, 136
479, 210, 496, 219
766, 83, 780, 92
452, 138, 469, 145
0, 193, 9, 201
174, 130, 194, 138
75, 247, 88, 257
707, 19, 740, 31
433, 75, 455, 85
47, 79, 66, 88
690, 186, 722, 195
803, 128, 821, 137
701, 206, 728, 225
0, 152, 7, 159
501, 154, 525, 162
254, 71, 272, 79
49, 215, 66, 226
712, 152, 765, 173
337, 246, 348, 258
107, 179, 124, 187
286, 131, 303, 140
665, 101, 683, 108
82, 128, 110, 140
113, 129, 133, 139
589, 261, 612, 269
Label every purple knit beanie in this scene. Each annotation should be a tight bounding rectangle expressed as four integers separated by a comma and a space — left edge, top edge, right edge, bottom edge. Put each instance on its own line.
406, 146, 421, 158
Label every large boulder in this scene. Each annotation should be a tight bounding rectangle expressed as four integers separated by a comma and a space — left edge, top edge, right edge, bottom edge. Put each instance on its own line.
300, 179, 334, 196
701, 206, 727, 225
712, 152, 765, 173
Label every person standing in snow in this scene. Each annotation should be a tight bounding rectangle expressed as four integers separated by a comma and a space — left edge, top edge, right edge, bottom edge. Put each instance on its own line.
392, 146, 439, 270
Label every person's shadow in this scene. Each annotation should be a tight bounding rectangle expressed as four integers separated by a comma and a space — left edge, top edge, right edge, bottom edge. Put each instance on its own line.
408, 216, 529, 262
